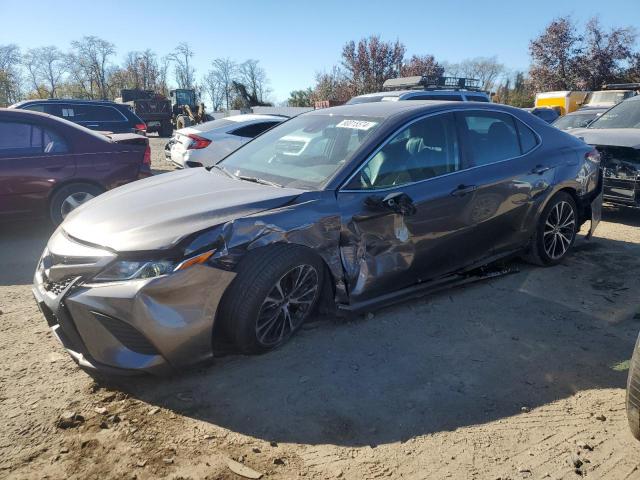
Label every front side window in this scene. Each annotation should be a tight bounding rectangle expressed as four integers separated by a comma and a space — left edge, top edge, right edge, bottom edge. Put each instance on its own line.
219, 114, 381, 190
461, 112, 521, 166
346, 113, 460, 190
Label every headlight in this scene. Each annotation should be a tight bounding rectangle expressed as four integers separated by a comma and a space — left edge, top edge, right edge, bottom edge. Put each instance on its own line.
93, 260, 176, 281
93, 250, 215, 282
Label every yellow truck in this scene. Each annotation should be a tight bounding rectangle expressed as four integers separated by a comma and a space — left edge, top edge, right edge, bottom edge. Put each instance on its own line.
534, 91, 590, 115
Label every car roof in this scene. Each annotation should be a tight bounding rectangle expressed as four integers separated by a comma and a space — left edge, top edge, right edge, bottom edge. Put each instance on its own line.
305, 100, 513, 120
11, 98, 124, 107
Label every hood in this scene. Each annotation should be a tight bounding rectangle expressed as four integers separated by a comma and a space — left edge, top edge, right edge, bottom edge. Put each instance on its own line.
62, 168, 304, 252
569, 128, 640, 149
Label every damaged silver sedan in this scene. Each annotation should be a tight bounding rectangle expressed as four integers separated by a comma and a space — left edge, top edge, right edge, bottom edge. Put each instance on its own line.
33, 101, 603, 374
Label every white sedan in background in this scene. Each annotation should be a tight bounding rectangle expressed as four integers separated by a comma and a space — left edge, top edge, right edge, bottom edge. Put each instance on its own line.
165, 114, 287, 168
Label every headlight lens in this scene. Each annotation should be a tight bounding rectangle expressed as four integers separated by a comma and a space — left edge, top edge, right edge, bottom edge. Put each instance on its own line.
92, 250, 215, 282
93, 260, 176, 281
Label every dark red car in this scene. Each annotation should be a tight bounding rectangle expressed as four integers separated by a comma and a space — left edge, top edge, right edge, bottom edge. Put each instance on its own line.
0, 108, 151, 224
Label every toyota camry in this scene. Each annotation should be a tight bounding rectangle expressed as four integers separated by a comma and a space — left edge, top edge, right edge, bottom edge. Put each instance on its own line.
32, 101, 603, 374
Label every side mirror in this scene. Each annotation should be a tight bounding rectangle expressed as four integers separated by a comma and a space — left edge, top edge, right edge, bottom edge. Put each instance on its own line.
366, 192, 416, 216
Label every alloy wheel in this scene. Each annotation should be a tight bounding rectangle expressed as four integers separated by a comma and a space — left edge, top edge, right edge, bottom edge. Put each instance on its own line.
543, 200, 576, 260
60, 192, 95, 219
256, 264, 319, 347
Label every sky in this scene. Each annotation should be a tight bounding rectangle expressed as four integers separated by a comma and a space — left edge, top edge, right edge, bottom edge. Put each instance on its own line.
2, 0, 640, 103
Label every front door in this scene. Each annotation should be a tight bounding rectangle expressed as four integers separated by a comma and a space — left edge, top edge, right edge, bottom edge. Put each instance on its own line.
337, 112, 480, 303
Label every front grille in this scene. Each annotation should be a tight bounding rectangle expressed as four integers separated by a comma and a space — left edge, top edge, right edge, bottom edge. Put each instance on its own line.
92, 312, 159, 355
43, 276, 75, 295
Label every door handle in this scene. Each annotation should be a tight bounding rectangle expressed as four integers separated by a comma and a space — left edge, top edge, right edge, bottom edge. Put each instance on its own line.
450, 184, 477, 197
531, 165, 551, 175
86, 124, 99, 128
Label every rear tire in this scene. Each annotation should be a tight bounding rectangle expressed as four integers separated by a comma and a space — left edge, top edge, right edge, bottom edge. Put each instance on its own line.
218, 245, 324, 354
49, 183, 104, 225
524, 191, 578, 266
627, 333, 640, 440
176, 115, 191, 130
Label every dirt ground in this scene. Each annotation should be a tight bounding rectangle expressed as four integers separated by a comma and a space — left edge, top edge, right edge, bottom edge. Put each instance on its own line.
1, 135, 640, 480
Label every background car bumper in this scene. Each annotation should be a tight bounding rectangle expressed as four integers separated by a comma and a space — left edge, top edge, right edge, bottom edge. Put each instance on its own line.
33, 264, 236, 375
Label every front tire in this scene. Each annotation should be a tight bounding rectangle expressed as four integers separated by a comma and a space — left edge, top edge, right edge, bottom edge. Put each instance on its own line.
524, 192, 578, 266
49, 183, 104, 225
627, 333, 640, 440
219, 245, 324, 354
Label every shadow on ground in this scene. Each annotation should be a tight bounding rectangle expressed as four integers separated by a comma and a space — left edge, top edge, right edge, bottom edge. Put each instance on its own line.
115, 233, 640, 447
0, 220, 53, 286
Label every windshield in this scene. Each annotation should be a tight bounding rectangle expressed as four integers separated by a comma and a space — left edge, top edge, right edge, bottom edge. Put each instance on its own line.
219, 114, 382, 189
589, 100, 640, 129
175, 90, 194, 106
587, 91, 631, 106
553, 113, 598, 130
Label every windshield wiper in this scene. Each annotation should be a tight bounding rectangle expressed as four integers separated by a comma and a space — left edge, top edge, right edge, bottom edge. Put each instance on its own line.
237, 175, 283, 188
209, 164, 235, 178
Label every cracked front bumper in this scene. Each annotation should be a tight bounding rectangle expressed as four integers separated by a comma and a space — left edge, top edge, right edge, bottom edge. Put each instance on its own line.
33, 259, 235, 375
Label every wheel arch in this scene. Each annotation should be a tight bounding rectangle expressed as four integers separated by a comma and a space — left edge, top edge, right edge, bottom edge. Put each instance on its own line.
47, 178, 107, 204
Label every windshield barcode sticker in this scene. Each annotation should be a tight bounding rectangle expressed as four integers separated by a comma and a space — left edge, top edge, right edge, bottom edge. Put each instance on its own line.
336, 120, 377, 130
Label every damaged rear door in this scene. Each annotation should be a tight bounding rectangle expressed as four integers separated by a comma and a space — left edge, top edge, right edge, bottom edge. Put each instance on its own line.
337, 112, 480, 303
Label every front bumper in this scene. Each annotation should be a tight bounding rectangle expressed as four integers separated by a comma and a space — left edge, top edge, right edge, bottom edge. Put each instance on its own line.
33, 239, 235, 375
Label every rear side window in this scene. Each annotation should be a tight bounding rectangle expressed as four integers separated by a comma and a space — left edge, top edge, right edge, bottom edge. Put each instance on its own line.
231, 121, 280, 138
517, 120, 538, 153
62, 105, 125, 122
461, 112, 521, 166
0, 121, 68, 156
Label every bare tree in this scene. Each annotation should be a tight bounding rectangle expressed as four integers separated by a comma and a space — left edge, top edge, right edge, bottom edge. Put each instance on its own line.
239, 59, 270, 104
576, 18, 636, 90
311, 66, 353, 103
23, 46, 66, 98
0, 44, 22, 105
341, 35, 405, 94
169, 43, 195, 89
529, 16, 582, 91
401, 54, 444, 78
68, 36, 116, 99
202, 70, 224, 111
210, 58, 237, 110
446, 56, 505, 91
158, 55, 171, 97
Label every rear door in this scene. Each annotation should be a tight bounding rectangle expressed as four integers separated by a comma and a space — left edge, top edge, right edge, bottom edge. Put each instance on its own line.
0, 119, 75, 217
455, 110, 553, 259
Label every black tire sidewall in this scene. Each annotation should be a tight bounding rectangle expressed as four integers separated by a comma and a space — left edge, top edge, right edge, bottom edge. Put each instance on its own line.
49, 183, 103, 225
220, 245, 324, 354
535, 192, 578, 265
627, 333, 640, 440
